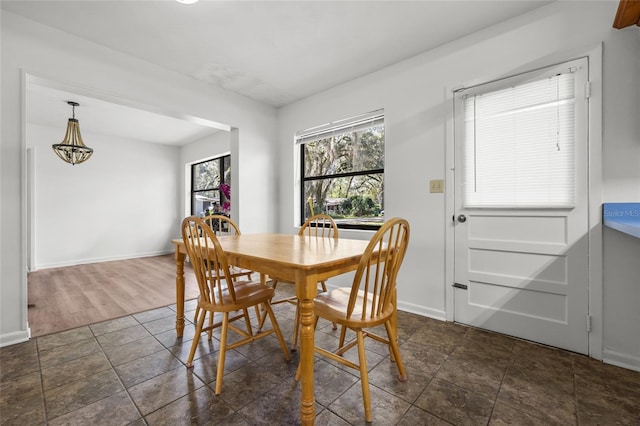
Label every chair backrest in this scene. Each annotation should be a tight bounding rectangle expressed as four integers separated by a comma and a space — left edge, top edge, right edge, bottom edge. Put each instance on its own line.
182, 216, 238, 307
299, 214, 339, 239
203, 214, 241, 237
346, 217, 410, 322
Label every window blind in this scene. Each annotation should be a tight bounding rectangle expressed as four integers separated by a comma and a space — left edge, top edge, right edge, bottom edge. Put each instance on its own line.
296, 109, 384, 144
461, 72, 576, 208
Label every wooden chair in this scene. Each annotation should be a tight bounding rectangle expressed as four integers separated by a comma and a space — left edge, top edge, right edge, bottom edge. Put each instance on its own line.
193, 215, 255, 323
296, 217, 410, 422
202, 214, 253, 281
182, 216, 290, 394
269, 213, 339, 350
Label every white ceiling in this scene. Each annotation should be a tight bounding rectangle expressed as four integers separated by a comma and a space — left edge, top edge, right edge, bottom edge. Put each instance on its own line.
27, 83, 227, 146
5, 0, 553, 145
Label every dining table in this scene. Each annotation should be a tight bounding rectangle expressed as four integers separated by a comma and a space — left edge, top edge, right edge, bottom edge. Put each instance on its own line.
171, 233, 373, 425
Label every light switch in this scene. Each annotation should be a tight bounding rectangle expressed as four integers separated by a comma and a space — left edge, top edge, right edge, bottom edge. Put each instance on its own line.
430, 179, 444, 193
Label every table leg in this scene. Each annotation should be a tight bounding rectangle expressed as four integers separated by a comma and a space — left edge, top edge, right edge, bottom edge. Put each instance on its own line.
175, 248, 186, 338
297, 272, 318, 425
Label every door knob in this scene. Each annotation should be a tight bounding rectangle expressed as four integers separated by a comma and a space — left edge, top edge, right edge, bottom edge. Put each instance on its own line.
457, 214, 467, 223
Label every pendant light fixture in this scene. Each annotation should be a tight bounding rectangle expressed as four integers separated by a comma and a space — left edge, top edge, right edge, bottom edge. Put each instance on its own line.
52, 101, 94, 165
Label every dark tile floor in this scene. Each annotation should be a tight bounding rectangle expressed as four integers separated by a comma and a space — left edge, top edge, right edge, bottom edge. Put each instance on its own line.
1, 285, 639, 425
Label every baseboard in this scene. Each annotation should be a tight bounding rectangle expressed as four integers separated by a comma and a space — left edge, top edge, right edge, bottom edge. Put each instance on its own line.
0, 328, 31, 348
602, 348, 640, 372
396, 301, 447, 322
34, 250, 174, 270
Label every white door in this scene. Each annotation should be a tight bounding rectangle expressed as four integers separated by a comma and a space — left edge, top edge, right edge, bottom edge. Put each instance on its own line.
453, 58, 590, 354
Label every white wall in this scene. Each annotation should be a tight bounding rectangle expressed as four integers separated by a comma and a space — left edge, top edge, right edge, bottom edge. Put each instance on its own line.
278, 1, 640, 368
181, 132, 231, 170
28, 123, 180, 269
1, 11, 278, 345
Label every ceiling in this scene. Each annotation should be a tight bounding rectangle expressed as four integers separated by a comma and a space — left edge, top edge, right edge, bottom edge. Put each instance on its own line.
27, 83, 227, 146
4, 0, 554, 145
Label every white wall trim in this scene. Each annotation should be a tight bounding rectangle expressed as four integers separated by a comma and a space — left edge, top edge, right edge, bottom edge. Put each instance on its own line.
586, 43, 604, 361
34, 250, 174, 271
397, 301, 447, 322
20, 70, 29, 337
444, 84, 456, 323
603, 348, 640, 373
0, 329, 30, 348
26, 147, 36, 273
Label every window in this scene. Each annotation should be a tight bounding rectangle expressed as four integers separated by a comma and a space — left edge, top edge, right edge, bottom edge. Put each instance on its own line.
191, 155, 231, 216
298, 110, 384, 230
455, 61, 582, 208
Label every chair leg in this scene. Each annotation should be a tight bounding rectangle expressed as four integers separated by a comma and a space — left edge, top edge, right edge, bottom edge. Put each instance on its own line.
207, 309, 215, 340
338, 323, 348, 348
319, 281, 337, 330
263, 302, 291, 361
384, 321, 407, 382
356, 330, 372, 423
258, 303, 268, 331
259, 277, 277, 319
242, 308, 253, 336
214, 312, 230, 395
254, 306, 262, 328
246, 275, 262, 326
186, 309, 206, 368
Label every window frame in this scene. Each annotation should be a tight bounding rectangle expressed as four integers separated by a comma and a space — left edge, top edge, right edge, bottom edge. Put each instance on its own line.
190, 154, 230, 216
298, 110, 385, 231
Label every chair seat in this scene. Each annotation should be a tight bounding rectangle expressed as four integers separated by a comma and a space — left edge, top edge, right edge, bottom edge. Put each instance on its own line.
199, 281, 275, 313
314, 288, 395, 329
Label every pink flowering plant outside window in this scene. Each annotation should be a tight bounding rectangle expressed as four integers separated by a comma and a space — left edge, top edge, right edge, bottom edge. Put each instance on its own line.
220, 183, 231, 213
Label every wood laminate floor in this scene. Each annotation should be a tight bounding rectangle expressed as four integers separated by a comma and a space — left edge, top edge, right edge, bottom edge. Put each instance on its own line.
27, 254, 200, 337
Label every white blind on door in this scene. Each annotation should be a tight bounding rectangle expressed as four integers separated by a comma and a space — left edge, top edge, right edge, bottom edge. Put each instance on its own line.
462, 72, 576, 208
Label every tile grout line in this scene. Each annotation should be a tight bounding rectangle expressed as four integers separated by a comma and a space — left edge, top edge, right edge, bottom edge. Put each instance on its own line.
34, 338, 49, 426
485, 336, 518, 426
92, 316, 148, 425
571, 355, 580, 426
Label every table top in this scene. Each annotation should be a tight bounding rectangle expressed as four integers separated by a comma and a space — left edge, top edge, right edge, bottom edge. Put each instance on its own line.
173, 233, 372, 271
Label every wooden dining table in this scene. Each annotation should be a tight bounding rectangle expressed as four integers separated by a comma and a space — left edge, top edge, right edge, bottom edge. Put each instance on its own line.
171, 233, 372, 425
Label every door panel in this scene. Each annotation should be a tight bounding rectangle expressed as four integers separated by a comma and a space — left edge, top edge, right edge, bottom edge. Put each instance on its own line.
453, 58, 590, 354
